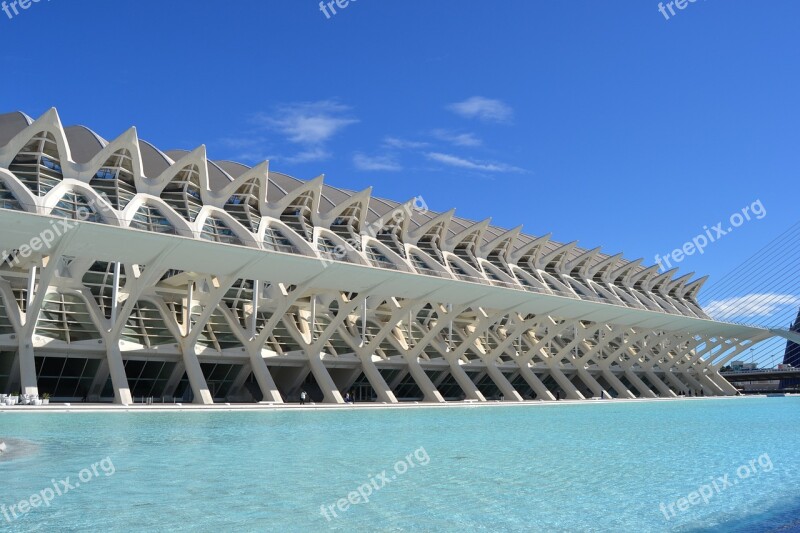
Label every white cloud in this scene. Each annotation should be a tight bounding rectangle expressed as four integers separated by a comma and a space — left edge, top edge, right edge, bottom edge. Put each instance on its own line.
425, 152, 524, 173
283, 148, 331, 164
383, 137, 430, 150
353, 153, 401, 172
217, 137, 275, 163
447, 96, 513, 123
254, 100, 358, 145
219, 136, 265, 150
431, 129, 482, 147
224, 100, 357, 164
704, 294, 800, 320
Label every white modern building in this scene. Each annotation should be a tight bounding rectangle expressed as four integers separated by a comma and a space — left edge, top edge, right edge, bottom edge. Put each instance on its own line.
0, 109, 773, 404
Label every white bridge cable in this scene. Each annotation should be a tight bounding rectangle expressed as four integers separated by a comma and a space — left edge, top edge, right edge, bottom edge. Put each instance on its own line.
699, 219, 800, 368
699, 220, 800, 303
701, 235, 800, 326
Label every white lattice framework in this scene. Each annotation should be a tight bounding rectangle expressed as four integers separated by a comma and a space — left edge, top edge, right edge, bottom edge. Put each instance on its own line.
0, 109, 773, 405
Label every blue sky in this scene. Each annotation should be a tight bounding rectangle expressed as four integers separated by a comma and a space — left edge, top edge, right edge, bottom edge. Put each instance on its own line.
1, 0, 798, 324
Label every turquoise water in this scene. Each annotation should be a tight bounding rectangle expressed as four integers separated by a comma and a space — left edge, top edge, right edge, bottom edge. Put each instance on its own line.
1, 398, 799, 532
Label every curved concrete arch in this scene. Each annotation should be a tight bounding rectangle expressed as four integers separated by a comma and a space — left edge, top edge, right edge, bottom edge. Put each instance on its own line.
194, 206, 261, 249
0, 168, 38, 213
119, 194, 195, 238
41, 180, 124, 227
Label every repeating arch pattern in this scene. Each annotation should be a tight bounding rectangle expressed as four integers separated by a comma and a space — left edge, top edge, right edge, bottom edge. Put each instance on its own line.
0, 109, 766, 405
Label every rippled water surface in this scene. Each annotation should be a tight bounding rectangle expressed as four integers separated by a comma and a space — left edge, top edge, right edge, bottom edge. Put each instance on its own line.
1, 397, 799, 532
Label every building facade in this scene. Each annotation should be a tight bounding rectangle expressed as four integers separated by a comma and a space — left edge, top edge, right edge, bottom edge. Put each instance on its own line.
780, 308, 800, 389
0, 109, 770, 404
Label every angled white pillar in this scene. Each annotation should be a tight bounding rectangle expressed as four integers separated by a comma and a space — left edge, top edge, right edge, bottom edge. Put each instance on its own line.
575, 366, 608, 398
307, 351, 343, 403
644, 369, 678, 397
600, 368, 637, 399
677, 369, 710, 395
402, 354, 445, 402
182, 345, 213, 405
483, 364, 523, 401
17, 343, 38, 397
705, 371, 739, 395
623, 368, 658, 398
443, 355, 485, 401
691, 370, 726, 395
162, 361, 186, 399
18, 265, 39, 396
359, 355, 398, 403
515, 363, 556, 400
661, 369, 689, 394
389, 368, 409, 389
248, 348, 283, 402
107, 343, 133, 405
87, 359, 110, 401
542, 355, 585, 400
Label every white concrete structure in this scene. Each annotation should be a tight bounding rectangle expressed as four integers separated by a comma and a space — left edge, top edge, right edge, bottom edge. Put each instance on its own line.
0, 109, 772, 405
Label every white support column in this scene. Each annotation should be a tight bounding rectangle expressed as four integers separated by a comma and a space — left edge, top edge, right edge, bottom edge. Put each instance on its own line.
281, 366, 311, 398
633, 335, 687, 395
26, 265, 36, 311
17, 343, 38, 397
177, 278, 213, 405
105, 261, 133, 405
310, 294, 316, 340
228, 364, 254, 401
402, 354, 445, 403
623, 368, 658, 398
361, 297, 366, 346
182, 344, 213, 405
187, 281, 194, 333
287, 294, 363, 404
600, 368, 637, 399
575, 366, 609, 398
383, 302, 468, 403
107, 343, 133, 405
174, 274, 248, 405
468, 314, 542, 402
110, 262, 121, 326
543, 360, 585, 400
359, 355, 398, 403
162, 361, 186, 400
483, 363, 523, 401
307, 351, 344, 404
87, 359, 110, 401
677, 369, 711, 396
515, 363, 556, 400
445, 357, 485, 401
661, 368, 690, 394
604, 332, 664, 398
657, 339, 717, 396
691, 370, 726, 395
389, 369, 409, 389
248, 348, 283, 403
644, 369, 678, 397
706, 371, 739, 395
19, 266, 39, 396
251, 279, 259, 338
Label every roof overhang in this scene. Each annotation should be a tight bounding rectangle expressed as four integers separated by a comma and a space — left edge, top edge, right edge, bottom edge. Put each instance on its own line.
0, 210, 769, 340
